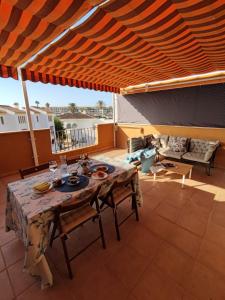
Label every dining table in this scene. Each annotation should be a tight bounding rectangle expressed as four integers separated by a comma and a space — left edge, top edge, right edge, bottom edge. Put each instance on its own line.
5, 157, 142, 289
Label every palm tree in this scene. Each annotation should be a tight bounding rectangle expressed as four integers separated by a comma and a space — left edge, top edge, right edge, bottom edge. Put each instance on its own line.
96, 100, 105, 109
45, 102, 50, 108
68, 102, 76, 114
35, 101, 40, 107
96, 100, 105, 118
13, 102, 19, 108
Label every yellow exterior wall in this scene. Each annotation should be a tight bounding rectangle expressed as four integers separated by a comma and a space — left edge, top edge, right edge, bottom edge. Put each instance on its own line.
116, 123, 225, 169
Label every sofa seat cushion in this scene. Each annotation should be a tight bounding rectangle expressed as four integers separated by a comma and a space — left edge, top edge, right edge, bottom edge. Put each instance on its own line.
158, 148, 185, 159
182, 152, 209, 163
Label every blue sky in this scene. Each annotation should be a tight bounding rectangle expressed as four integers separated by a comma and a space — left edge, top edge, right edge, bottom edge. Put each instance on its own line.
0, 77, 112, 107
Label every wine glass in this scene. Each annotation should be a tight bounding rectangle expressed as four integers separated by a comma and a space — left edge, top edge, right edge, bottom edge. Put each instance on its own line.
49, 160, 58, 180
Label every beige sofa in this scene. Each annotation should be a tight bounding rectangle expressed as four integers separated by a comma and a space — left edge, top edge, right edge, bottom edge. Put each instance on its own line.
128, 134, 220, 175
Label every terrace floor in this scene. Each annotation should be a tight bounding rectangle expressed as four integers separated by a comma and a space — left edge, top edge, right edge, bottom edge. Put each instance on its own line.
1, 149, 225, 300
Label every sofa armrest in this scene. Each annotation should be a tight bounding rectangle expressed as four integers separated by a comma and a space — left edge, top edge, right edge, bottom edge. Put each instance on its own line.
204, 143, 220, 162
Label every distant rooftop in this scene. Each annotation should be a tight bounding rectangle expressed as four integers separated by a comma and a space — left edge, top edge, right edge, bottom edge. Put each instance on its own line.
59, 112, 93, 119
0, 105, 26, 114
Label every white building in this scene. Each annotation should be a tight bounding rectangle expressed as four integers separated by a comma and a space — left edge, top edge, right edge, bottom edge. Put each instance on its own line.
0, 105, 55, 134
58, 112, 109, 130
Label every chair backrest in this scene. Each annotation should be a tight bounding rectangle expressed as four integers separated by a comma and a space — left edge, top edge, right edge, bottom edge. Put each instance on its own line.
99, 171, 137, 206
57, 185, 102, 216
19, 163, 49, 179
67, 156, 80, 165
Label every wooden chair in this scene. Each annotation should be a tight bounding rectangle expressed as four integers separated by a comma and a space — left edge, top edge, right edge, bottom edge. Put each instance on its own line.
19, 163, 49, 179
99, 172, 139, 241
49, 186, 106, 279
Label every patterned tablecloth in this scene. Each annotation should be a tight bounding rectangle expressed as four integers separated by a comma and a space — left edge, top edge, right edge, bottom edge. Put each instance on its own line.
5, 158, 142, 288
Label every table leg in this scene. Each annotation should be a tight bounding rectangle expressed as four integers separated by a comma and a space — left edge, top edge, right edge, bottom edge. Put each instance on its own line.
153, 173, 156, 181
182, 174, 185, 188
189, 168, 192, 179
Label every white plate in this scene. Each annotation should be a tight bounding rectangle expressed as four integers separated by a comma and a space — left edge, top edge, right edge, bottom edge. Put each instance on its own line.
92, 172, 108, 180
93, 165, 109, 172
33, 183, 53, 194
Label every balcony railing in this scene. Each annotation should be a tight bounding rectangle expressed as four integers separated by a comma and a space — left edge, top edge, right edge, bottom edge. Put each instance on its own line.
53, 127, 96, 153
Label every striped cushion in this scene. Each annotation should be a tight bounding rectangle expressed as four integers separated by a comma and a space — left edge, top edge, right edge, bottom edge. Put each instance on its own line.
128, 137, 144, 153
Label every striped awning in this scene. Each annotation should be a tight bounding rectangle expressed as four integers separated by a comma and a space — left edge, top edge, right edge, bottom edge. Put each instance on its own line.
0, 0, 102, 76
2, 0, 225, 93
21, 0, 225, 92
0, 64, 18, 79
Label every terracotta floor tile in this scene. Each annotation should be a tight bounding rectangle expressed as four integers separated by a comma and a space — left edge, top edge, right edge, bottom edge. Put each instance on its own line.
125, 225, 163, 258
176, 203, 209, 237
143, 212, 176, 241
8, 259, 36, 296
141, 193, 162, 210
154, 242, 194, 287
0, 228, 16, 247
167, 225, 202, 258
185, 262, 225, 300
0, 270, 14, 300
164, 192, 188, 208
132, 264, 184, 300
197, 239, 225, 277
205, 221, 225, 249
182, 292, 200, 300
189, 190, 214, 213
105, 244, 149, 290
1, 239, 24, 267
17, 272, 76, 300
155, 201, 180, 222
66, 263, 130, 300
211, 209, 225, 228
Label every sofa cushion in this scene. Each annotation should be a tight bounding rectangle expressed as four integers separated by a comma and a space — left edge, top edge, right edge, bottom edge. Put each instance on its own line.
168, 136, 187, 152
158, 148, 185, 159
182, 152, 208, 163
189, 139, 208, 153
128, 137, 144, 153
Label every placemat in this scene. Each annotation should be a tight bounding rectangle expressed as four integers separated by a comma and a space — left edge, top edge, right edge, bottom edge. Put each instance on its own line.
55, 175, 89, 192
90, 163, 115, 174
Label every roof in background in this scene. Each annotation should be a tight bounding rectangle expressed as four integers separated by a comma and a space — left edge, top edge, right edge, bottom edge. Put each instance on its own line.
0, 105, 26, 114
59, 112, 94, 119
30, 107, 54, 114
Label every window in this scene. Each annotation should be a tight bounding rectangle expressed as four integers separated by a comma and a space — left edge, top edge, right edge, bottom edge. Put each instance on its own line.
36, 115, 39, 122
72, 123, 77, 128
18, 115, 26, 124
66, 123, 71, 129
48, 115, 52, 122
0, 116, 4, 125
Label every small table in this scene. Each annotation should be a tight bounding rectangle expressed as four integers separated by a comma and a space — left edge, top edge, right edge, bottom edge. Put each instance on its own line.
152, 159, 193, 188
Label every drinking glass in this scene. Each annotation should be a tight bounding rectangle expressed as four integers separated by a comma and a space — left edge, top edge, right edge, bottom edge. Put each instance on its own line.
49, 160, 58, 179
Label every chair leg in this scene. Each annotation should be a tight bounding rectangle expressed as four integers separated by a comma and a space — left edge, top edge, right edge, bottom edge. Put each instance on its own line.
113, 207, 121, 241
61, 236, 73, 279
132, 195, 139, 222
98, 216, 106, 249
49, 221, 57, 247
